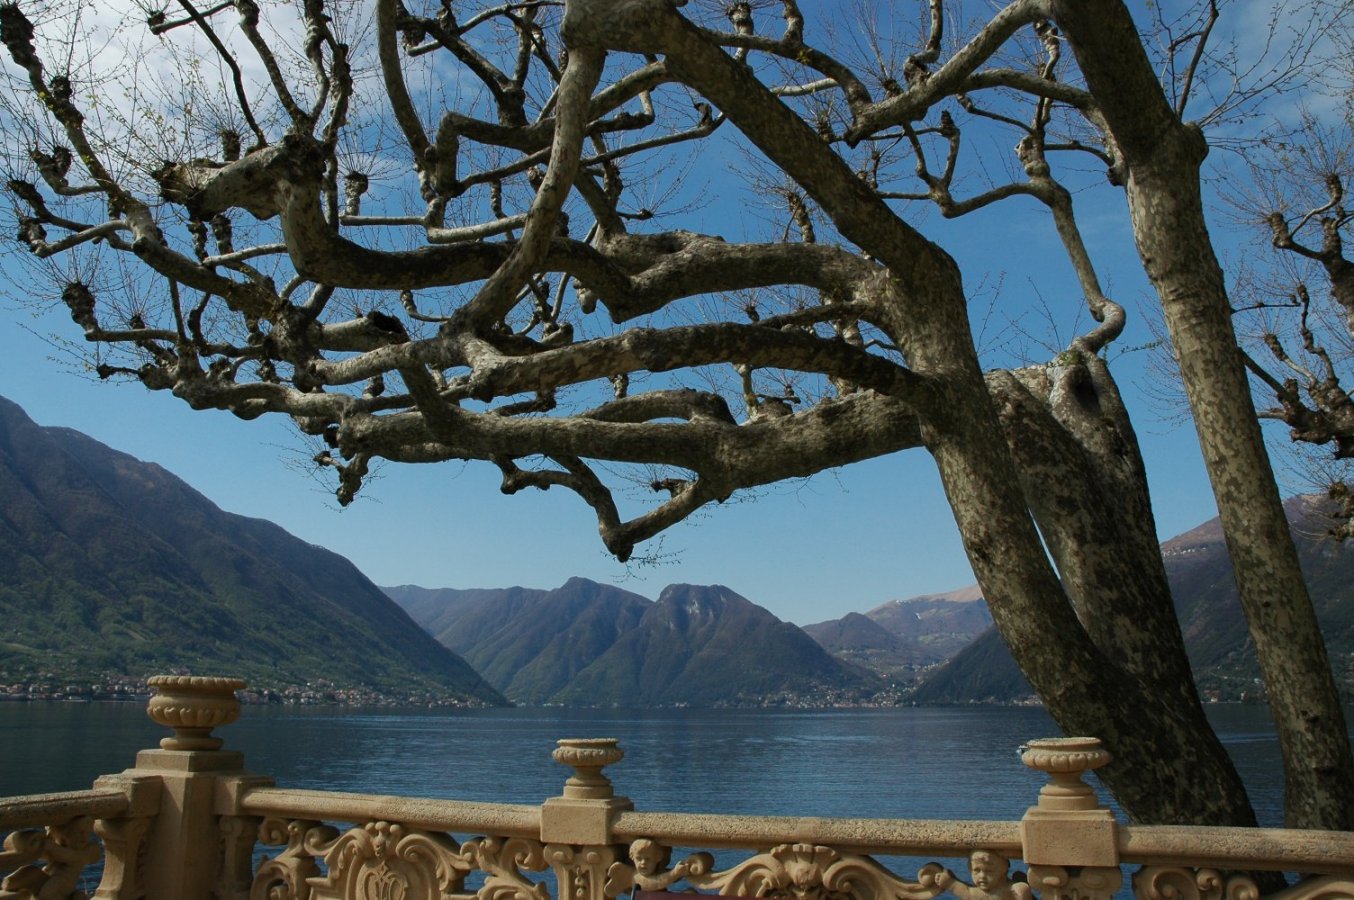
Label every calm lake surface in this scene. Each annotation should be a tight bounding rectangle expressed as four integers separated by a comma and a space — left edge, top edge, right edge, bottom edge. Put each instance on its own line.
0, 702, 1287, 825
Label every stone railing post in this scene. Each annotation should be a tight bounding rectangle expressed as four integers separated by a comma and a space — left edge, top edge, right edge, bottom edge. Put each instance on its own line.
94, 675, 262, 900
1019, 737, 1121, 900
542, 739, 634, 900
87, 775, 162, 900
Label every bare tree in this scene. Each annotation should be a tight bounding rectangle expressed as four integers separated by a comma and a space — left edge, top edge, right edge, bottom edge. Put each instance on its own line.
2, 0, 1350, 827
1225, 108, 1354, 542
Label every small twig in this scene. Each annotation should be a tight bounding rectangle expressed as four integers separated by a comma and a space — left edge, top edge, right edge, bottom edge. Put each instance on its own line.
1174, 0, 1219, 118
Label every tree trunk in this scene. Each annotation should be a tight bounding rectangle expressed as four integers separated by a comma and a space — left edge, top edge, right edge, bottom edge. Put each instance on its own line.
987, 359, 1199, 716
903, 286, 1257, 826
1052, 0, 1354, 830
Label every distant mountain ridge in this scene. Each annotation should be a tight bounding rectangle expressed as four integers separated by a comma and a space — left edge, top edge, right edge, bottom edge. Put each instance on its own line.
385, 578, 650, 703
387, 579, 884, 706
805, 589, 992, 678
908, 493, 1354, 703
0, 395, 502, 704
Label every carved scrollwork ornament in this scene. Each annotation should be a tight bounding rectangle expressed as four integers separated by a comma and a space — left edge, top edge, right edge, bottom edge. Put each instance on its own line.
0, 816, 103, 899
304, 820, 469, 900
1132, 867, 1260, 900
697, 842, 942, 900
458, 835, 551, 900
1, 828, 49, 872
252, 817, 337, 900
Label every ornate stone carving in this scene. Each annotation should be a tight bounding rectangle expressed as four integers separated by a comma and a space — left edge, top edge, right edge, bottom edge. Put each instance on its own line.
145, 675, 246, 751
0, 816, 103, 899
1026, 864, 1122, 900
305, 821, 469, 900
91, 813, 151, 900
922, 850, 1031, 900
605, 838, 714, 895
1132, 867, 1260, 900
252, 817, 337, 900
548, 843, 622, 900
458, 835, 550, 900
217, 815, 263, 900
249, 819, 555, 900
693, 842, 943, 900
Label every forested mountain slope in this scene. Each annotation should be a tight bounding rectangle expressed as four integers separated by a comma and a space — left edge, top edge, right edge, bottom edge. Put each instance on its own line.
389, 580, 883, 705
0, 395, 502, 704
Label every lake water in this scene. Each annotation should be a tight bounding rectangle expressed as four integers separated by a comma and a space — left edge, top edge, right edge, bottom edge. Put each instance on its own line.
0, 702, 1288, 826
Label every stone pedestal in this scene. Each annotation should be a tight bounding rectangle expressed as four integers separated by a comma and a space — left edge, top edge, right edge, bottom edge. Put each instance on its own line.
541, 738, 633, 845
120, 676, 250, 900
542, 739, 632, 900
1018, 737, 1118, 868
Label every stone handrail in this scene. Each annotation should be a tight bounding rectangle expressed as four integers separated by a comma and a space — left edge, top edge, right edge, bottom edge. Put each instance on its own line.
1116, 825, 1354, 875
612, 810, 1023, 856
0, 782, 158, 899
236, 786, 544, 838
0, 790, 128, 830
3, 676, 1354, 900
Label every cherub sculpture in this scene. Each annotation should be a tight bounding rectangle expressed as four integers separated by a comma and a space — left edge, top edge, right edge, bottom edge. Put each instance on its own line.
930, 850, 1031, 900
617, 838, 714, 893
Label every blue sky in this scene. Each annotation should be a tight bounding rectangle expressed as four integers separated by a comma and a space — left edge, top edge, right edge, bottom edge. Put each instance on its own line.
0, 0, 1274, 627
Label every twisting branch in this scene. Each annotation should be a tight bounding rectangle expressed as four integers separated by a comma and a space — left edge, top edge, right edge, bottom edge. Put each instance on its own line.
904, 0, 944, 82
233, 0, 308, 127
460, 45, 606, 326
377, 0, 433, 190
844, 0, 1047, 141
174, 0, 268, 146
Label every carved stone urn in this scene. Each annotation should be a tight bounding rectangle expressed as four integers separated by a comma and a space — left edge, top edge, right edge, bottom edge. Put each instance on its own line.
145, 675, 247, 751
553, 738, 624, 799
1020, 737, 1110, 811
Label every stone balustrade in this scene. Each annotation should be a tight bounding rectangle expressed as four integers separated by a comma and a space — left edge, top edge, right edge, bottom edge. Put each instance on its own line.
3, 677, 1354, 900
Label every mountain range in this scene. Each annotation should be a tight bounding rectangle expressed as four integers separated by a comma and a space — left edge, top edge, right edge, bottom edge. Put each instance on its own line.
802, 586, 990, 678
385, 579, 883, 705
5, 391, 1351, 708
904, 494, 1354, 703
0, 395, 501, 705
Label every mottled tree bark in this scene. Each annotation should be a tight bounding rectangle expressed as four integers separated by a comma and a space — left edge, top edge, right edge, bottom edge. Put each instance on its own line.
902, 283, 1254, 826
1052, 0, 1354, 830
